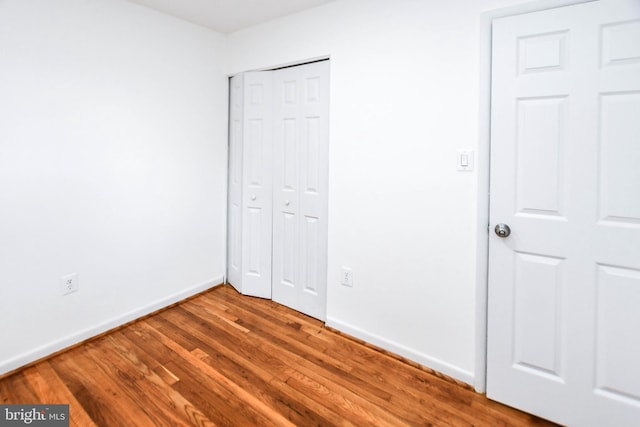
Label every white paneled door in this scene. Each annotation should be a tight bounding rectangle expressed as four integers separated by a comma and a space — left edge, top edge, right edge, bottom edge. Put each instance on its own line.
272, 61, 329, 320
241, 71, 273, 299
487, 1, 640, 426
227, 61, 329, 320
227, 74, 244, 289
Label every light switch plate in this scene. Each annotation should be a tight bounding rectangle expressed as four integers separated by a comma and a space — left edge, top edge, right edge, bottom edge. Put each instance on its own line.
457, 149, 474, 171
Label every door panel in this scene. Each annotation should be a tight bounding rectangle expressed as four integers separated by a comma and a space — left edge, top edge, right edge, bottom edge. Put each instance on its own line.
515, 96, 567, 217
599, 92, 640, 222
272, 68, 301, 311
241, 71, 273, 299
488, 1, 640, 425
227, 74, 243, 289
272, 61, 329, 320
513, 252, 564, 380
302, 215, 319, 293
601, 20, 640, 67
595, 265, 640, 403
281, 212, 296, 286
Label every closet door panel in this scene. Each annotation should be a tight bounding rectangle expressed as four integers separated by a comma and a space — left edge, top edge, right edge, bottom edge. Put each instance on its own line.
227, 74, 243, 290
272, 66, 300, 308
240, 71, 273, 299
273, 61, 329, 320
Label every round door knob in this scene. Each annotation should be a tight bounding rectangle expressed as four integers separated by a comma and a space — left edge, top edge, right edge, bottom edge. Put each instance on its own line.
285, 200, 290, 206
494, 223, 511, 238
250, 195, 256, 201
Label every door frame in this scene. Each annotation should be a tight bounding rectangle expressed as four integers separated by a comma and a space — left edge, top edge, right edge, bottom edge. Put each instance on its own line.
475, 0, 598, 393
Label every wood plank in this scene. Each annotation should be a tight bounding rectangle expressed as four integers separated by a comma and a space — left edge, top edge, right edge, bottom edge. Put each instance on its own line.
23, 362, 96, 427
0, 371, 39, 403
153, 307, 343, 425
137, 320, 294, 427
51, 349, 142, 427
93, 332, 214, 427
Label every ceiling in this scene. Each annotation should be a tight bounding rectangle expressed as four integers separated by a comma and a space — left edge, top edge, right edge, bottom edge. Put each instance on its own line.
128, 0, 336, 34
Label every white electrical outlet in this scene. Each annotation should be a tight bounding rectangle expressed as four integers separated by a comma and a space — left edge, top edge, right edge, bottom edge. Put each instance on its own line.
341, 267, 353, 287
60, 273, 79, 295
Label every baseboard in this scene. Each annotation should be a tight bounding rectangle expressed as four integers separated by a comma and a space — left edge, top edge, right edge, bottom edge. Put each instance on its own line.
326, 316, 475, 386
0, 276, 223, 377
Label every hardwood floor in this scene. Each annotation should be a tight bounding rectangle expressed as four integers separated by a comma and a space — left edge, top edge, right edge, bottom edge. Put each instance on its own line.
0, 285, 556, 426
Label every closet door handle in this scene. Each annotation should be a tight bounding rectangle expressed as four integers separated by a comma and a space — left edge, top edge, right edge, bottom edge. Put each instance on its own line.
285, 200, 290, 206
250, 195, 256, 201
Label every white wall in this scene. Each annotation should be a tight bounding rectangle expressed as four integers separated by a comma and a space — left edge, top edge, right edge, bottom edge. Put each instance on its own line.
226, 0, 531, 384
0, 0, 228, 375
0, 0, 541, 383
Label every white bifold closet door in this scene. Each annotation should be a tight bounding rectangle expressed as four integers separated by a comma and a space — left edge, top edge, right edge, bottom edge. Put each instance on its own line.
227, 61, 329, 321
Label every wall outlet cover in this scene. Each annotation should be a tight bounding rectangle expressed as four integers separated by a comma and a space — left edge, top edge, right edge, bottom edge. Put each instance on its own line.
60, 273, 79, 295
341, 267, 353, 287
